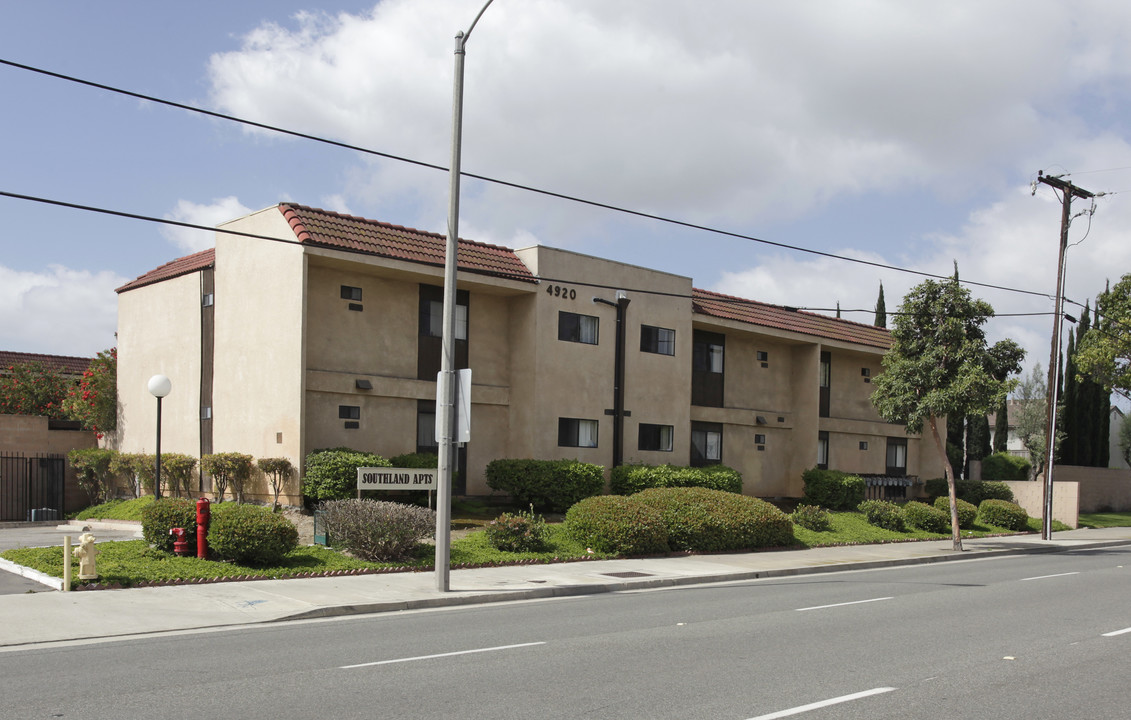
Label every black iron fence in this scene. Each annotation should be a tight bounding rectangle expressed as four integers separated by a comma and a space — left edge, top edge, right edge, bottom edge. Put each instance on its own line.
0, 452, 65, 522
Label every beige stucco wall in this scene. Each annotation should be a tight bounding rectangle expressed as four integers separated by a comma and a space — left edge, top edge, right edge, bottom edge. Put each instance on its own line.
0, 414, 97, 512
1048, 465, 1131, 513
116, 271, 203, 459
1001, 480, 1079, 528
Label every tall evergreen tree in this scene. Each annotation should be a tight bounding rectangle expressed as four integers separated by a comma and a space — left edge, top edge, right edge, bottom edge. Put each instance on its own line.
1076, 306, 1095, 465
964, 414, 991, 478
993, 397, 1009, 453
874, 282, 887, 328
836, 301, 841, 319
1062, 328, 1078, 465
947, 413, 965, 478
1097, 295, 1111, 467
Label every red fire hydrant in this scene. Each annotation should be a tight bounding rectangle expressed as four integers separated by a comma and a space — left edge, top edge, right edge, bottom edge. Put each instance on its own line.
196, 497, 210, 560
170, 527, 190, 556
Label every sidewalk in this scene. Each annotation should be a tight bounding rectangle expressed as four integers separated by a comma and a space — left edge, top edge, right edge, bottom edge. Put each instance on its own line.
2, 525, 1130, 648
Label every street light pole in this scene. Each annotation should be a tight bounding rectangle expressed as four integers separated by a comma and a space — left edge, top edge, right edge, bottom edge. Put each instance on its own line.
147, 375, 172, 500
437, 0, 495, 592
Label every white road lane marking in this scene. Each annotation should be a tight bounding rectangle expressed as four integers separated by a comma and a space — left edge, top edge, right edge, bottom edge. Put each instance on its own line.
340, 641, 545, 669
746, 687, 897, 720
1020, 572, 1080, 581
795, 596, 893, 612
1102, 627, 1131, 637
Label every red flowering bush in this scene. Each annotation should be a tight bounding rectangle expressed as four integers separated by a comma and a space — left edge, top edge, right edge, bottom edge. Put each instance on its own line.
62, 348, 116, 438
0, 361, 69, 419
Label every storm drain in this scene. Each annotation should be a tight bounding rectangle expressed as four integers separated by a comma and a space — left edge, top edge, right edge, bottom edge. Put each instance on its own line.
602, 571, 653, 578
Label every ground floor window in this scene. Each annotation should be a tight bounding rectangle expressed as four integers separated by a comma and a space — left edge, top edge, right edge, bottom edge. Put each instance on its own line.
690, 421, 722, 467
817, 431, 829, 470
886, 437, 907, 476
638, 423, 674, 452
559, 418, 598, 448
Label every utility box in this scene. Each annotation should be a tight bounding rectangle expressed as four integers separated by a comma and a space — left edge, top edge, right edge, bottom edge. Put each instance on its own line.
313, 510, 328, 546
30, 508, 58, 522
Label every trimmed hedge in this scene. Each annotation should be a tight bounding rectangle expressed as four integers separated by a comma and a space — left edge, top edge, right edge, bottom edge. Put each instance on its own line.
801, 468, 866, 510
388, 452, 439, 469
902, 501, 950, 533
978, 499, 1029, 531
564, 496, 669, 555
632, 486, 794, 552
317, 499, 435, 562
933, 496, 977, 529
207, 502, 299, 566
981, 452, 1031, 482
609, 463, 742, 495
302, 448, 390, 502
858, 499, 906, 531
485, 459, 604, 512
791, 504, 831, 532
924, 478, 1016, 505
141, 498, 197, 552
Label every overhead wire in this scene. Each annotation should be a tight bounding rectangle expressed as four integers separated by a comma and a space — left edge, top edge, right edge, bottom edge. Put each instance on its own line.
0, 57, 1062, 302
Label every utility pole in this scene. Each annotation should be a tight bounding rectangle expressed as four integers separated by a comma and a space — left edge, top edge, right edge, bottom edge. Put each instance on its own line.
1036, 172, 1094, 541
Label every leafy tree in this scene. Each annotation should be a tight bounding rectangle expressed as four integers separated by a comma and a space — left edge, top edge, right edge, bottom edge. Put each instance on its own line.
874, 282, 887, 328
257, 457, 295, 511
201, 453, 254, 503
992, 397, 1009, 454
1014, 364, 1060, 481
1062, 329, 1078, 465
964, 414, 991, 477
161, 453, 199, 499
62, 348, 117, 439
110, 452, 155, 498
0, 361, 69, 418
1076, 274, 1131, 399
871, 275, 1023, 550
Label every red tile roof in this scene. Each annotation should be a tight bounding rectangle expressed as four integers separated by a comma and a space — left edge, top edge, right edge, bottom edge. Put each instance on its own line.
692, 288, 892, 350
0, 351, 91, 376
279, 204, 536, 283
116, 248, 215, 293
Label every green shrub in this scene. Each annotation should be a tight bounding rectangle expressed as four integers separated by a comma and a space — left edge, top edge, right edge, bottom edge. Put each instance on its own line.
140, 498, 197, 552
791, 504, 831, 532
632, 486, 794, 551
903, 501, 950, 533
302, 449, 390, 502
924, 478, 1016, 505
68, 448, 118, 504
609, 463, 742, 495
317, 499, 435, 562
978, 499, 1029, 531
110, 452, 154, 498
161, 453, 198, 499
933, 496, 977, 529
981, 452, 1031, 482
388, 452, 439, 468
201, 452, 255, 503
565, 495, 668, 555
485, 459, 604, 513
801, 468, 866, 510
857, 499, 906, 532
484, 506, 550, 553
207, 502, 299, 566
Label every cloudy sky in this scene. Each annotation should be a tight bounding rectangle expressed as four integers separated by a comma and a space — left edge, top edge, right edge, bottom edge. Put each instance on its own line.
3, 1, 1130, 389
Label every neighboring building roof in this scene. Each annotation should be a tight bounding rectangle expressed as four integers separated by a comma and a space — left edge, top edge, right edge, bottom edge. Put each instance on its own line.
279, 204, 536, 283
116, 248, 216, 293
0, 351, 90, 376
692, 288, 892, 350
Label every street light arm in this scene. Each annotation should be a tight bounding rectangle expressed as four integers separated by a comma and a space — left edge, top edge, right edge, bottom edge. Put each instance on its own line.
463, 0, 496, 45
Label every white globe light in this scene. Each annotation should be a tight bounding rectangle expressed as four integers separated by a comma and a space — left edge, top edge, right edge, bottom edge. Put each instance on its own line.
148, 374, 172, 398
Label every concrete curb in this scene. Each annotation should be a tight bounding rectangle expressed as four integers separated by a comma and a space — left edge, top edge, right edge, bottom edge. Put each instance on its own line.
271, 539, 1131, 623
0, 557, 64, 591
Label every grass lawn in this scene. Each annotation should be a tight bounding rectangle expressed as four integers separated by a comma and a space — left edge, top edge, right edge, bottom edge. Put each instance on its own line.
1078, 512, 1131, 528
12, 497, 1072, 590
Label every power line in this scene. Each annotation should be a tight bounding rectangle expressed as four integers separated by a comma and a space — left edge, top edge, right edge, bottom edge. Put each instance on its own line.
0, 57, 1058, 301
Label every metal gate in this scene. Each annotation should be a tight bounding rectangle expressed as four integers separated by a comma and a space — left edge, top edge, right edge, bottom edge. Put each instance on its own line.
0, 452, 65, 522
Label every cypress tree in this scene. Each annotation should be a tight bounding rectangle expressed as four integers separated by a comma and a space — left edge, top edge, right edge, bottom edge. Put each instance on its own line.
1076, 305, 1096, 466
836, 301, 841, 319
993, 397, 1009, 453
874, 282, 887, 328
964, 414, 991, 478
947, 414, 965, 478
1062, 328, 1078, 465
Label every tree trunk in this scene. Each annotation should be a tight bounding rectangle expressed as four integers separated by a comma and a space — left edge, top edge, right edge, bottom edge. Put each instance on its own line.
929, 415, 963, 551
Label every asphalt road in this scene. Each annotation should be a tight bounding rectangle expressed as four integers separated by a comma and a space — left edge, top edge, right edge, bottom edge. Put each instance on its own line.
1, 547, 1128, 719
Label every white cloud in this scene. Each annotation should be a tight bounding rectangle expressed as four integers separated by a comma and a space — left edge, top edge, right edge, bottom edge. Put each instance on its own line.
0, 264, 124, 356
162, 196, 255, 253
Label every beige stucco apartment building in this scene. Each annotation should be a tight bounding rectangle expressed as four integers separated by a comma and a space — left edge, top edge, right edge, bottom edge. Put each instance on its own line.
115, 203, 944, 505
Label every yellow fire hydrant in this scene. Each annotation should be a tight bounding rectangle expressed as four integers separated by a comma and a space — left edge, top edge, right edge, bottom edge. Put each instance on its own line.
73, 532, 99, 580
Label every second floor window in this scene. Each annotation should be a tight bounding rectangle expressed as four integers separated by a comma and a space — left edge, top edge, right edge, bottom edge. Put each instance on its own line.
819, 351, 831, 418
640, 325, 675, 355
559, 311, 599, 344
692, 330, 725, 407
638, 423, 674, 452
